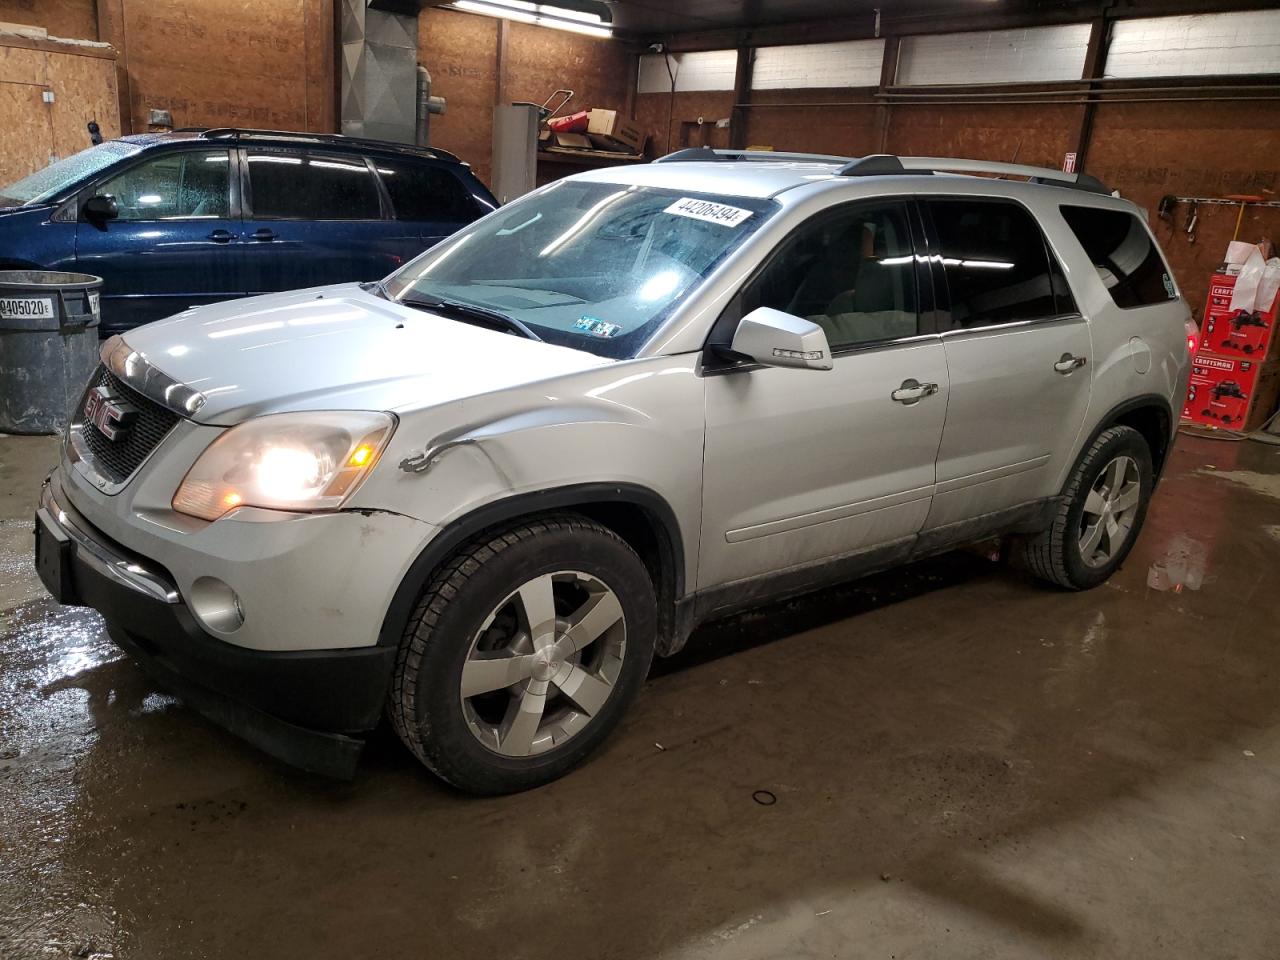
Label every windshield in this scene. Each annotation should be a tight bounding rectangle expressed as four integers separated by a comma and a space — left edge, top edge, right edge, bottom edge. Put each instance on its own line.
0, 141, 142, 207
383, 180, 777, 359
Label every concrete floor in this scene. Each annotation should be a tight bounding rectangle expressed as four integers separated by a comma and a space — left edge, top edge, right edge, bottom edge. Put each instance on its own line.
2, 432, 1278, 960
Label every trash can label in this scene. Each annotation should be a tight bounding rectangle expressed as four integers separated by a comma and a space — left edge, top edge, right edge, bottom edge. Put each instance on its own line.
89, 292, 100, 316
0, 297, 54, 320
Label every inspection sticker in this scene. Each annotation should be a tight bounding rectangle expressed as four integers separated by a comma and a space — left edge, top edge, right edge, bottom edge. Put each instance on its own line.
575, 315, 622, 338
663, 197, 753, 228
0, 297, 53, 320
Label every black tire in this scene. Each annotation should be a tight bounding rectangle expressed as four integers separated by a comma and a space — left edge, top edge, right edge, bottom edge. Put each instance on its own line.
1014, 425, 1154, 590
387, 514, 656, 794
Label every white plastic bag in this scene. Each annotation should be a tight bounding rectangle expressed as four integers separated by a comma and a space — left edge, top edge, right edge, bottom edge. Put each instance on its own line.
1230, 248, 1266, 311
1256, 257, 1280, 314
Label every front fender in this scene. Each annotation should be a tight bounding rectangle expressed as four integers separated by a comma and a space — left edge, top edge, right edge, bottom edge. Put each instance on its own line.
349, 353, 707, 597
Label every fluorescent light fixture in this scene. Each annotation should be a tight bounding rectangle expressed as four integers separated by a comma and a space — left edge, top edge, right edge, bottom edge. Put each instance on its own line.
449, 0, 612, 38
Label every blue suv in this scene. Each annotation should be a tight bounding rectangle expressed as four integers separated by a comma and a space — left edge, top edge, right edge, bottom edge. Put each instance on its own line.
0, 128, 497, 336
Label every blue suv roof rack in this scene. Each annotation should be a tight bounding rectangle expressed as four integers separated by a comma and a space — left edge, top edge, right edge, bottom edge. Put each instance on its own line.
194, 128, 462, 165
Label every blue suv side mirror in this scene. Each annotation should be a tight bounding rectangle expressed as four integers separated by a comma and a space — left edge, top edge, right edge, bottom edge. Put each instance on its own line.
83, 195, 118, 222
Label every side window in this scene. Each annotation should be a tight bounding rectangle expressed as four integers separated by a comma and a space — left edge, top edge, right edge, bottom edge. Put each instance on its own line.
246, 151, 381, 220
373, 159, 476, 222
1060, 205, 1176, 308
94, 149, 230, 220
926, 199, 1059, 329
738, 202, 919, 350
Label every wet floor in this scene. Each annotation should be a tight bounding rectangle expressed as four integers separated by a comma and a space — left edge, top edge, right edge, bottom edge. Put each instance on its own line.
2, 431, 1279, 959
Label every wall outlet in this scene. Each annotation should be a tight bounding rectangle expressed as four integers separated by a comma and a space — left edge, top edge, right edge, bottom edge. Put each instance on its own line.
42, 90, 55, 103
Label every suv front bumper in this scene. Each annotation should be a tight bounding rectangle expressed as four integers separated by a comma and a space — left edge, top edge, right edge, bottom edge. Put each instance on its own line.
35, 473, 399, 778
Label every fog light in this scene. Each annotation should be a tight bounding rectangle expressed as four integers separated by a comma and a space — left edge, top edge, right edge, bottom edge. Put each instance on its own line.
189, 576, 244, 633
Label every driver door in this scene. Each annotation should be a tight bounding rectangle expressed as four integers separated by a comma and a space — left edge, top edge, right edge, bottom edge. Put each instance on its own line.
75, 148, 242, 334
698, 200, 948, 593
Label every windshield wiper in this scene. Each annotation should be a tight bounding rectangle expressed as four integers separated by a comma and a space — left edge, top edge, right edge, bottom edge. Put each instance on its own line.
399, 294, 542, 342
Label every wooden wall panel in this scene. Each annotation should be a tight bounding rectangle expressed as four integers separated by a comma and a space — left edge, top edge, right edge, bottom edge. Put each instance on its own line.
45, 50, 120, 157
0, 81, 50, 182
1088, 100, 1280, 317
0, 0, 96, 40
0, 41, 45, 83
885, 102, 1079, 171
634, 91, 736, 157
419, 8, 499, 185
120, 0, 325, 132
418, 8, 631, 186
745, 90, 879, 155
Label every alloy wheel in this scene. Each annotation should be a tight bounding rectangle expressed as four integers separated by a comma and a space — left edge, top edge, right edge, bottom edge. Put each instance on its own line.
1078, 455, 1142, 568
460, 570, 626, 757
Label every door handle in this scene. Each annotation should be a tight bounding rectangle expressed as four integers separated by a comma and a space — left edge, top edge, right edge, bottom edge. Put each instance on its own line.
207, 229, 234, 243
251, 228, 277, 241
1054, 353, 1088, 374
891, 378, 939, 404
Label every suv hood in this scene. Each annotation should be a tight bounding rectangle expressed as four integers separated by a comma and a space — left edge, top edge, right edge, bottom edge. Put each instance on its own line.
120, 284, 611, 425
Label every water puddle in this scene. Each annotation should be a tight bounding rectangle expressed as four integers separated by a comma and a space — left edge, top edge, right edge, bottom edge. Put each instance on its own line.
1197, 468, 1280, 501
1147, 533, 1207, 593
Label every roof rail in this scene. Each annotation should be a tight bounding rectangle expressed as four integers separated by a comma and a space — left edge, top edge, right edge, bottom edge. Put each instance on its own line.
656, 147, 853, 165
197, 128, 461, 164
838, 154, 1110, 194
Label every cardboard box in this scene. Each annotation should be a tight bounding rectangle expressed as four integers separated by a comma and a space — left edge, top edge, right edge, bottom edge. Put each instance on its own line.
1199, 271, 1279, 360
551, 132, 593, 150
586, 109, 645, 154
1183, 353, 1280, 431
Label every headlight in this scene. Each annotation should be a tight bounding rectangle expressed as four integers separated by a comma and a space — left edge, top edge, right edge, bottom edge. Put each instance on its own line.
172, 412, 396, 521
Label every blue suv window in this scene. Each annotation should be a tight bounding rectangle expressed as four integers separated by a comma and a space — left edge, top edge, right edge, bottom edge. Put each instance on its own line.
246, 151, 381, 220
94, 149, 231, 220
373, 159, 475, 222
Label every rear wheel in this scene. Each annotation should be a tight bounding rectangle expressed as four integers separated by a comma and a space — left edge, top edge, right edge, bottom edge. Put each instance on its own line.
1014, 425, 1153, 590
388, 515, 656, 794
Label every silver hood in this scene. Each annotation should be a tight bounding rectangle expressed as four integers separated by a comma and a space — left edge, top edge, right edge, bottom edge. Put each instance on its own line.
116, 284, 611, 425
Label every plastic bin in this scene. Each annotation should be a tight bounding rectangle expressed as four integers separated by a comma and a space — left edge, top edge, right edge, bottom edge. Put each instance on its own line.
0, 270, 102, 434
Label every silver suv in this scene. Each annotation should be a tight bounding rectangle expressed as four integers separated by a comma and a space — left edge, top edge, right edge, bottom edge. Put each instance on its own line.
35, 150, 1194, 793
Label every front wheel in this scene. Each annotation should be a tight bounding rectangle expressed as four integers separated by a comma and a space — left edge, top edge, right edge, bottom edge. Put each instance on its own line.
387, 515, 656, 794
1014, 425, 1153, 590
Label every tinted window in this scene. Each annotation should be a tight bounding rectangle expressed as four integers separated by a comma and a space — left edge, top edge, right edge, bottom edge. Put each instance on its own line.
374, 159, 475, 222
95, 149, 230, 220
738, 202, 919, 349
1060, 205, 1175, 308
246, 151, 380, 220
927, 199, 1059, 328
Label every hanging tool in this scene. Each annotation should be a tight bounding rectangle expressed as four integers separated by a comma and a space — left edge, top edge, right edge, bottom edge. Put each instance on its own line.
1223, 194, 1265, 241
1185, 200, 1198, 244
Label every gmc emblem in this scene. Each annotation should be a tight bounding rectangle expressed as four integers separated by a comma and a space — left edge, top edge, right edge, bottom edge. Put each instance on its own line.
83, 385, 137, 441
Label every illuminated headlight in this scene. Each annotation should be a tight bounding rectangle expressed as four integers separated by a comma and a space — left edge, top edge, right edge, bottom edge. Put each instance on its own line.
172, 412, 396, 521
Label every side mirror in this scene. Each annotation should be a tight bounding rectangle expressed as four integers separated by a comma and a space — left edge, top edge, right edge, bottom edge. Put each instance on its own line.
83, 194, 118, 222
729, 306, 833, 371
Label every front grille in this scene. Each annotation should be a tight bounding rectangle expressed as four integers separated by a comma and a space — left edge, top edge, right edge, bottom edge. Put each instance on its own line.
76, 365, 180, 485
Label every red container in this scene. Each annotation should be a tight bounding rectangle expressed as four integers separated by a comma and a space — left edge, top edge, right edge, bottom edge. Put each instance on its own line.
1199, 271, 1279, 360
1183, 351, 1280, 431
547, 110, 589, 134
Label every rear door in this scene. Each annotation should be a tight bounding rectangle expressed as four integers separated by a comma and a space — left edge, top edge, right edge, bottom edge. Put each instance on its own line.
699, 199, 948, 592
239, 148, 403, 294
74, 147, 240, 333
369, 156, 481, 262
921, 197, 1092, 531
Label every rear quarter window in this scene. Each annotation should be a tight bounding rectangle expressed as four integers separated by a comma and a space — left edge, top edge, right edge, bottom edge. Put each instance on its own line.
373, 159, 476, 223
1059, 205, 1176, 309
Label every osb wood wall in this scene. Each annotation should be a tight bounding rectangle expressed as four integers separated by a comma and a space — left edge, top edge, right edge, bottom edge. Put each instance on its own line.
0, 38, 120, 183
0, 0, 96, 40
419, 7, 632, 187
98, 0, 334, 134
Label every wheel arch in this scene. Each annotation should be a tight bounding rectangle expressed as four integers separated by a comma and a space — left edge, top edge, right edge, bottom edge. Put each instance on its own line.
377, 482, 687, 651
1090, 394, 1175, 480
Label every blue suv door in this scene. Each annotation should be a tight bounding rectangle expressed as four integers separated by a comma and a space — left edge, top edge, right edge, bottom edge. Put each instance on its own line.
74, 147, 242, 335
368, 156, 487, 263
239, 148, 403, 293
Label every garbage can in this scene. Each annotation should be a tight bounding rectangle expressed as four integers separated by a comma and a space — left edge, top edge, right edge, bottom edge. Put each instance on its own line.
0, 270, 102, 434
